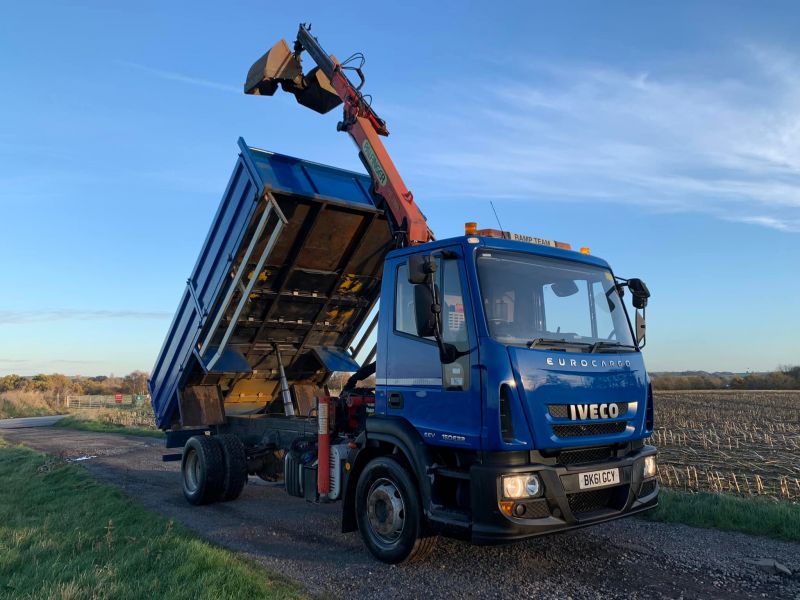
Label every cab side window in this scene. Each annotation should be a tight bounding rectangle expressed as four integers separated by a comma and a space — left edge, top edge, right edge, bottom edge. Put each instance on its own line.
395, 263, 422, 337
440, 258, 470, 390
440, 259, 468, 350
395, 258, 465, 345
394, 255, 471, 391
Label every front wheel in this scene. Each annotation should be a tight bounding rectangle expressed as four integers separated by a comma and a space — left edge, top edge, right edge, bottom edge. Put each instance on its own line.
355, 456, 437, 563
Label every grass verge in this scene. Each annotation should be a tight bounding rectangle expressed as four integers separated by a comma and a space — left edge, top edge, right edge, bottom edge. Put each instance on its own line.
0, 391, 58, 419
641, 488, 800, 542
54, 415, 165, 438
0, 440, 305, 599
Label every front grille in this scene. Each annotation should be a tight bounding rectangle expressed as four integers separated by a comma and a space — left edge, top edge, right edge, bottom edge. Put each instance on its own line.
568, 485, 628, 515
553, 421, 627, 438
548, 402, 628, 419
558, 446, 614, 465
639, 479, 657, 497
568, 488, 614, 514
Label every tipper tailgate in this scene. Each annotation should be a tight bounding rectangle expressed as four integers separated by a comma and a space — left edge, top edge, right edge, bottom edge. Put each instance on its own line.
150, 138, 393, 429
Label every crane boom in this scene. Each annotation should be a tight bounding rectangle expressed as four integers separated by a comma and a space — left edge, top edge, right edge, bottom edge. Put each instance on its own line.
245, 24, 432, 246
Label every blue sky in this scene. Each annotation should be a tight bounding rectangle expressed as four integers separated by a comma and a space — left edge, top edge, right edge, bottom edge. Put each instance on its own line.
1, 1, 799, 375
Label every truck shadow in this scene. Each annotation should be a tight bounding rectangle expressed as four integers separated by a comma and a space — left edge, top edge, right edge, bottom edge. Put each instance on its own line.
82, 457, 673, 598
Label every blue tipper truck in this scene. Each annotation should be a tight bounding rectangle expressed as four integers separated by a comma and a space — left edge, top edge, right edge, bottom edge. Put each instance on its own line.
149, 24, 658, 563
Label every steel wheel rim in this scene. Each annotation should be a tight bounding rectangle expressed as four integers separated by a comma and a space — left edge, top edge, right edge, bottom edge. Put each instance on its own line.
366, 477, 406, 544
185, 448, 200, 493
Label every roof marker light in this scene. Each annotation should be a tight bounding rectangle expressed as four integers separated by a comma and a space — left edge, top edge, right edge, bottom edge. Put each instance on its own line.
580, 247, 591, 254
465, 221, 573, 250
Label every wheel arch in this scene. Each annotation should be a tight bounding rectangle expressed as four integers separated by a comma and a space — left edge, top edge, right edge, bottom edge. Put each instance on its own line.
341, 416, 434, 533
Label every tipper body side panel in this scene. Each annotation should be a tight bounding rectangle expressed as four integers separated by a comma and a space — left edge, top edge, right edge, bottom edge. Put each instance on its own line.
150, 138, 392, 429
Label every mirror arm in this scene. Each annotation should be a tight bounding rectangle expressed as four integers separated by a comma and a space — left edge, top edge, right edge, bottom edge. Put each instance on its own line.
428, 278, 467, 364
428, 282, 449, 361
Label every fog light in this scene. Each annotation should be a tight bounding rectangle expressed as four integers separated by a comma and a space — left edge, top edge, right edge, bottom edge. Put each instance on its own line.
643, 455, 657, 478
502, 474, 543, 499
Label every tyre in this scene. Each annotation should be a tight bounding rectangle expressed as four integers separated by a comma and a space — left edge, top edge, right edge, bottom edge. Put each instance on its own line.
355, 456, 438, 564
181, 435, 224, 505
217, 434, 248, 502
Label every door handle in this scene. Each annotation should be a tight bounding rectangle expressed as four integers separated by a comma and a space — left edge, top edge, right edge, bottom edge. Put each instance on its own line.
388, 392, 404, 409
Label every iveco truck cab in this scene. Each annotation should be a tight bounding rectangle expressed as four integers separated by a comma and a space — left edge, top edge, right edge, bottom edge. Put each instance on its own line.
371, 229, 656, 547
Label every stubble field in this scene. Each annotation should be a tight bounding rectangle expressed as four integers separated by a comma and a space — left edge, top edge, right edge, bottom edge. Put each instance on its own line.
650, 390, 800, 501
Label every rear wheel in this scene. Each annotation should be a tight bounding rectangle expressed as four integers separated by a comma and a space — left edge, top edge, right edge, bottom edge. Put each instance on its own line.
217, 434, 248, 501
181, 435, 224, 505
355, 456, 437, 563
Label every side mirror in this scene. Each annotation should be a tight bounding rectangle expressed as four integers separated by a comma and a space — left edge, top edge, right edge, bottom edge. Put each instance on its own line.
409, 254, 465, 365
627, 278, 650, 310
635, 309, 646, 346
408, 255, 436, 285
413, 284, 437, 337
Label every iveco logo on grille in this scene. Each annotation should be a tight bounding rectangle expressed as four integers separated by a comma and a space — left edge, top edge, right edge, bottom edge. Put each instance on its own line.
569, 403, 620, 420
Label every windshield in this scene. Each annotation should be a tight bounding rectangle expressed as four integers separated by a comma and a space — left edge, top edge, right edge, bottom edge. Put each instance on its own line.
476, 250, 635, 349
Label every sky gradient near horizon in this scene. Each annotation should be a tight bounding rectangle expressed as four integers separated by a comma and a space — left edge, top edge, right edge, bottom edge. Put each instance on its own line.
1, 1, 799, 376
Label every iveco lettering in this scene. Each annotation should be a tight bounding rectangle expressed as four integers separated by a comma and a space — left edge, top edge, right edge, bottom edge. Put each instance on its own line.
149, 23, 658, 564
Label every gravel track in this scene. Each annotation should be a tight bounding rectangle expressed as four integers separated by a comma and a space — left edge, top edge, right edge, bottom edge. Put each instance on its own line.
2, 426, 798, 599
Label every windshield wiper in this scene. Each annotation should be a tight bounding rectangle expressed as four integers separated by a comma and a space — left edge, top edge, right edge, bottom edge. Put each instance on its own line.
527, 338, 592, 349
590, 341, 637, 353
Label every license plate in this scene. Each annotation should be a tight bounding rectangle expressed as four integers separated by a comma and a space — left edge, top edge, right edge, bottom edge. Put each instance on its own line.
578, 468, 620, 490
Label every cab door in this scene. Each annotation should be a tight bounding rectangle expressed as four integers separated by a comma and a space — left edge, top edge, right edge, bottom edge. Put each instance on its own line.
382, 247, 482, 449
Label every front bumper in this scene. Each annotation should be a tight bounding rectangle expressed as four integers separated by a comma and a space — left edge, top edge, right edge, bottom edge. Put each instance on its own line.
470, 444, 658, 544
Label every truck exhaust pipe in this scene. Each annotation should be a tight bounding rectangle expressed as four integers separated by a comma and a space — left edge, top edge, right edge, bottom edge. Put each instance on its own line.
317, 396, 331, 497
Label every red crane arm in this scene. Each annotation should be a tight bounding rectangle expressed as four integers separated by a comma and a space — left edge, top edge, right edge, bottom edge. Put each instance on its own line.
245, 24, 433, 246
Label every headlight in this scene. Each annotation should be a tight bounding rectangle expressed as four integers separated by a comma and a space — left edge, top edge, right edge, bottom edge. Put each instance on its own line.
502, 474, 542, 499
643, 455, 657, 478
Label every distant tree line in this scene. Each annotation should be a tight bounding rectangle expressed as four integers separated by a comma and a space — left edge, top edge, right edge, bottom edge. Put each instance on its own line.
2, 367, 798, 396
652, 366, 800, 390
0, 371, 150, 399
